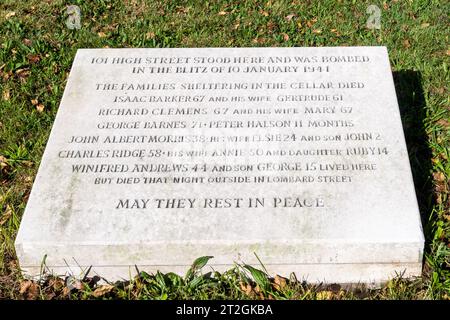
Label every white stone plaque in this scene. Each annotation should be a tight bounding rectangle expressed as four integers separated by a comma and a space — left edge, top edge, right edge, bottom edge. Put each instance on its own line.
15, 47, 424, 284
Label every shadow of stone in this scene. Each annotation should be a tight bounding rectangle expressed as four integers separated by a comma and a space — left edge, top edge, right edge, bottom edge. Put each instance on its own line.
393, 71, 433, 248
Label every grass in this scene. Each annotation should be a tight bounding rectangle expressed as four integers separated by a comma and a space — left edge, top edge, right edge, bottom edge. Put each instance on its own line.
0, 0, 449, 300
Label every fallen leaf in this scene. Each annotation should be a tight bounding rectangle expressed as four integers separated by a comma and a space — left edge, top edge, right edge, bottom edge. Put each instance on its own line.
28, 54, 41, 64
260, 10, 269, 17
285, 13, 296, 22
16, 68, 30, 80
218, 11, 228, 16
22, 161, 33, 167
62, 286, 71, 296
45, 292, 56, 300
233, 23, 240, 30
20, 280, 39, 300
331, 29, 341, 36
66, 276, 84, 291
431, 87, 445, 95
177, 7, 189, 14
316, 290, 334, 300
0, 155, 8, 171
2, 88, 10, 101
0, 205, 12, 226
92, 285, 114, 297
306, 18, 317, 27
421, 22, 430, 28
23, 38, 32, 46
20, 280, 32, 294
97, 32, 107, 38
145, 32, 155, 39
239, 281, 253, 295
252, 37, 266, 44
36, 104, 45, 112
433, 171, 446, 183
282, 33, 289, 41
436, 119, 449, 128
403, 39, 411, 48
31, 99, 38, 105
5, 12, 16, 19
312, 29, 322, 34
273, 274, 287, 291
48, 277, 65, 291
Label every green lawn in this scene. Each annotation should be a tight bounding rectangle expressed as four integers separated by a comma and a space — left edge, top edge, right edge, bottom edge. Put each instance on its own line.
0, 0, 448, 300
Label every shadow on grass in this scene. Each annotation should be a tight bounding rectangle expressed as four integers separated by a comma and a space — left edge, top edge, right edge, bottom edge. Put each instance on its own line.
393, 71, 433, 248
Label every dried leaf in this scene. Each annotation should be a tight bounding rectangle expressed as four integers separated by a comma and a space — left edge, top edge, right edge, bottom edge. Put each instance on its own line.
252, 37, 266, 44
20, 280, 39, 299
239, 281, 250, 294
0, 155, 9, 171
282, 33, 289, 41
316, 290, 334, 300
92, 285, 114, 297
62, 286, 71, 296
177, 7, 189, 14
432, 87, 445, 95
48, 277, 65, 291
403, 39, 411, 48
16, 68, 30, 80
331, 29, 341, 36
273, 274, 287, 291
5, 12, 16, 19
28, 54, 41, 64
306, 18, 317, 27
436, 119, 449, 128
218, 11, 228, 16
2, 88, 10, 101
433, 171, 446, 183
260, 10, 269, 17
31, 99, 38, 105
22, 161, 33, 167
23, 38, 32, 46
66, 276, 84, 291
285, 13, 296, 22
19, 280, 32, 294
421, 22, 430, 28
97, 32, 107, 38
312, 29, 322, 34
145, 32, 155, 39
0, 205, 13, 226
36, 104, 45, 112
266, 21, 276, 32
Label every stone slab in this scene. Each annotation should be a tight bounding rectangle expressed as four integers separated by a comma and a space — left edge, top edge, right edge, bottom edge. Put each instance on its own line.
15, 47, 424, 284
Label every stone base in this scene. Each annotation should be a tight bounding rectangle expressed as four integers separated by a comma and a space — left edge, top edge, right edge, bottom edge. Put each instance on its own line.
18, 262, 422, 287
16, 238, 423, 285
